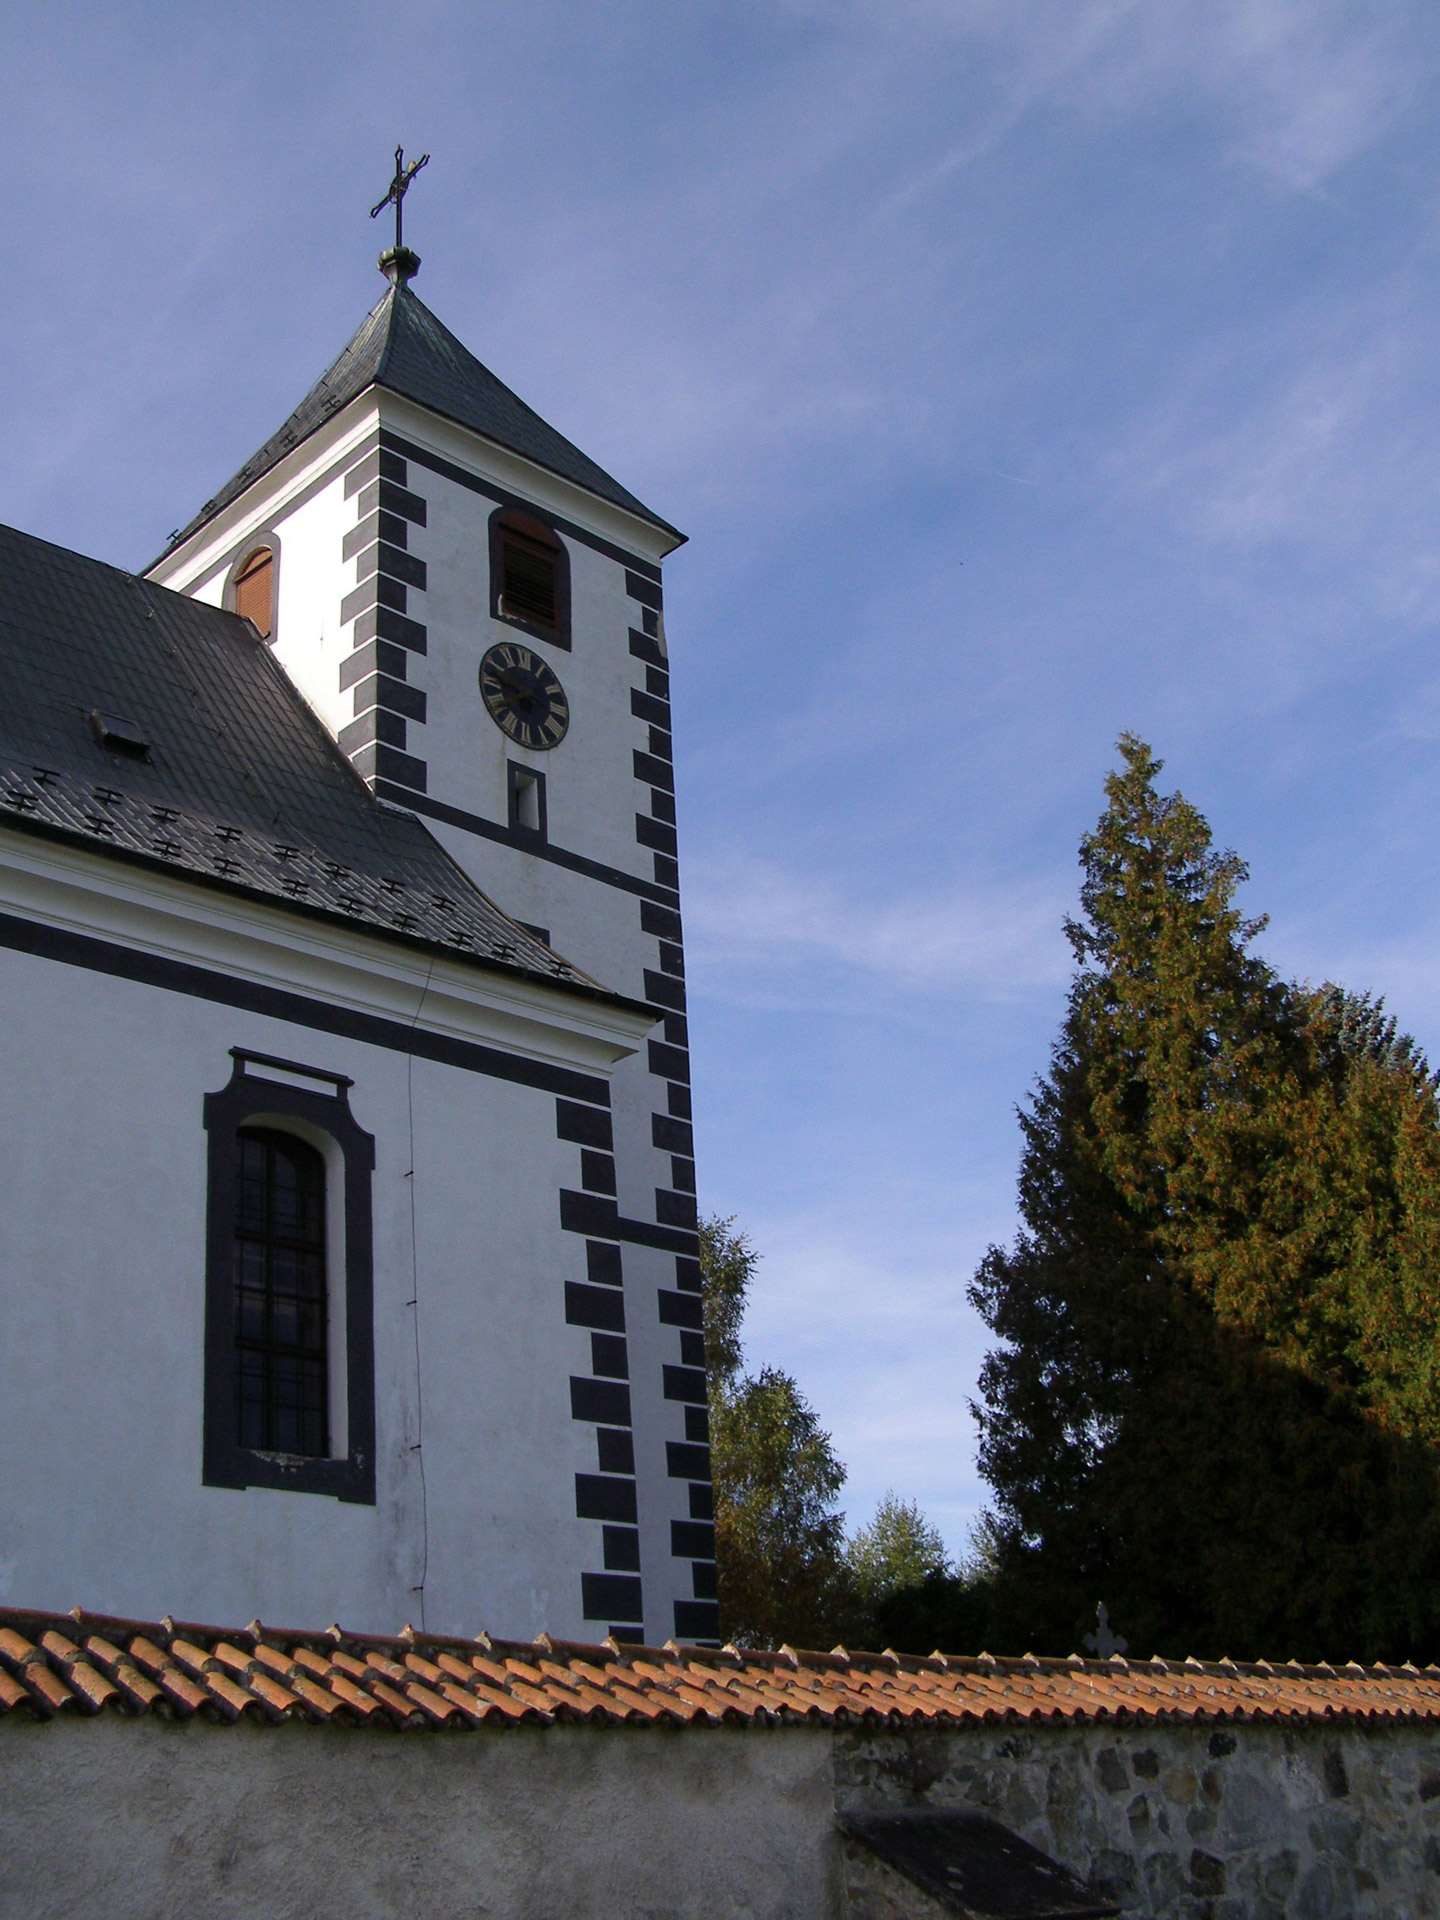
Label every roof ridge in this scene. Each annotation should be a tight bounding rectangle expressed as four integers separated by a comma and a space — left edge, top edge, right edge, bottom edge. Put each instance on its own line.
371, 284, 400, 389
1, 1605, 1436, 1737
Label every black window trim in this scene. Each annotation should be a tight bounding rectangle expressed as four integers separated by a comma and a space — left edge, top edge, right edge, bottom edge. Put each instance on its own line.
203, 1055, 376, 1503
488, 506, 572, 651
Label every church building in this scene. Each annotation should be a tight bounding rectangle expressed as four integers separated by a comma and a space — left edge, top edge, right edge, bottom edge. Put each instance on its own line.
0, 220, 713, 1648
13, 191, 1440, 1920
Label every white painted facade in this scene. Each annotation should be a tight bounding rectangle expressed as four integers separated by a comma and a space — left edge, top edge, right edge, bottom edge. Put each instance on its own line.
0, 826, 654, 1638
137, 286, 706, 1643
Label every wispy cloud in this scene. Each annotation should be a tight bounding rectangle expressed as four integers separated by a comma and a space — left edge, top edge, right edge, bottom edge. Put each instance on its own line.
686, 852, 1072, 1002
889, 0, 1425, 192
727, 1209, 998, 1555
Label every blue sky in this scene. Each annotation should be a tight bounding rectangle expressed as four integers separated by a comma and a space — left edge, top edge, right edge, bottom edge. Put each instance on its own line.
6, 2, 1440, 1557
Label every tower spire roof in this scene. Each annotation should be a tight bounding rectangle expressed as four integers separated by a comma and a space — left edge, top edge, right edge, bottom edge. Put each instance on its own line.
155, 281, 682, 566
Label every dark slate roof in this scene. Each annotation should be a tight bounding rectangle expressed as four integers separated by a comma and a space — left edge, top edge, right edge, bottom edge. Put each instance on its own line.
156, 282, 682, 562
0, 520, 628, 1007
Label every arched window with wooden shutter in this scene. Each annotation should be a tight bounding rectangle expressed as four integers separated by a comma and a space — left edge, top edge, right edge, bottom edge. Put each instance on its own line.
233, 547, 275, 638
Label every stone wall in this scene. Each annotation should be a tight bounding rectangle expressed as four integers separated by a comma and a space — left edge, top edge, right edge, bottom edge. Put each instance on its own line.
837, 1718, 1440, 1918
6, 1708, 1440, 1917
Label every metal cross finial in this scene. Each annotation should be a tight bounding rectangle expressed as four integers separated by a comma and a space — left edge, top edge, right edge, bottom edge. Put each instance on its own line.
371, 147, 429, 286
371, 146, 429, 252
1083, 1602, 1129, 1660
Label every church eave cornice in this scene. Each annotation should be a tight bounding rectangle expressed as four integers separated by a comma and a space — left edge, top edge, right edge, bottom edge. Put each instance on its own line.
0, 810, 655, 1026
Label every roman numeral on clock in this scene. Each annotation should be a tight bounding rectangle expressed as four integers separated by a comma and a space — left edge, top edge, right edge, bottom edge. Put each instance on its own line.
479, 641, 570, 751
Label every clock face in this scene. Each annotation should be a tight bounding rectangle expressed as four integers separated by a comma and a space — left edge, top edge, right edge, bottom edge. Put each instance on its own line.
479, 642, 570, 750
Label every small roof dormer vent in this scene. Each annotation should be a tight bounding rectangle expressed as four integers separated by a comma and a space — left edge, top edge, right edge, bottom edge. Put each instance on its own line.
89, 710, 151, 761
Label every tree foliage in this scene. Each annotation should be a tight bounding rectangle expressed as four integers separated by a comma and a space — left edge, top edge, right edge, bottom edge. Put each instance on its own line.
846, 1494, 948, 1612
699, 1213, 754, 1393
971, 735, 1440, 1662
844, 1495, 992, 1656
710, 1363, 852, 1648
702, 1216, 853, 1647
703, 1216, 962, 1651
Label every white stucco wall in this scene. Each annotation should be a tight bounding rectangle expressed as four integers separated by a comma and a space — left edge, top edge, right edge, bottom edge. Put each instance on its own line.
146, 364, 710, 1647
0, 834, 655, 1642
7, 1711, 1440, 1919
0, 1717, 839, 1920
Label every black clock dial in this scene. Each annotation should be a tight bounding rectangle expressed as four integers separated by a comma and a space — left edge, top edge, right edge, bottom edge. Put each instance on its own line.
479, 642, 570, 750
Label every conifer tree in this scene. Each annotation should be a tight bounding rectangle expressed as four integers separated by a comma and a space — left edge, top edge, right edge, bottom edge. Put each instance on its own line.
971, 736, 1440, 1661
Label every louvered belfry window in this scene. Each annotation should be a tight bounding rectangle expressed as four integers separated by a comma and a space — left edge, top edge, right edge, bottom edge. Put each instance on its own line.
234, 547, 274, 637
233, 1128, 329, 1457
499, 518, 560, 631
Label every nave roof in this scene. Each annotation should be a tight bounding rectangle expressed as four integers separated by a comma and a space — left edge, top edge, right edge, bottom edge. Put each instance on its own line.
0, 519, 618, 1004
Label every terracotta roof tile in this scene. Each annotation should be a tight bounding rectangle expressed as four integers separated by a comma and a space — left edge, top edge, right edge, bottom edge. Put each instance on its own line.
79, 1634, 164, 1712
366, 1679, 426, 1724
315, 1670, 385, 1722
400, 1678, 462, 1724
469, 1682, 548, 1724
402, 1652, 448, 1686
5, 1606, 1440, 1736
326, 1649, 373, 1683
506, 1678, 567, 1718
0, 1629, 73, 1717
37, 1633, 120, 1714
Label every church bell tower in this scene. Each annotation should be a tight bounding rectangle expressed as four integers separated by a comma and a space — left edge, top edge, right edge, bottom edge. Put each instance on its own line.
145, 185, 715, 1647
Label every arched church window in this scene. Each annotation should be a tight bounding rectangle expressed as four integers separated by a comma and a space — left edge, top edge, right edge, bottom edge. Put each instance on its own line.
203, 1053, 376, 1502
490, 510, 570, 648
233, 1126, 329, 1457
233, 547, 275, 638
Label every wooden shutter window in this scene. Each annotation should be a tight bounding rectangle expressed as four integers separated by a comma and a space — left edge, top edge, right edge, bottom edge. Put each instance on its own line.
499, 521, 559, 632
234, 548, 274, 638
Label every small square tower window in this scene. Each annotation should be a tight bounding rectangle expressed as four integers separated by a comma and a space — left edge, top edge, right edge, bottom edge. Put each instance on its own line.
508, 762, 548, 839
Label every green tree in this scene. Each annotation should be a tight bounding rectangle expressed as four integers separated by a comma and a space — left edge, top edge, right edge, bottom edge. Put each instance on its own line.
701, 1215, 853, 1647
699, 1214, 754, 1392
846, 1494, 949, 1613
711, 1365, 852, 1648
845, 1493, 975, 1655
970, 735, 1440, 1662
862, 1513, 1005, 1657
